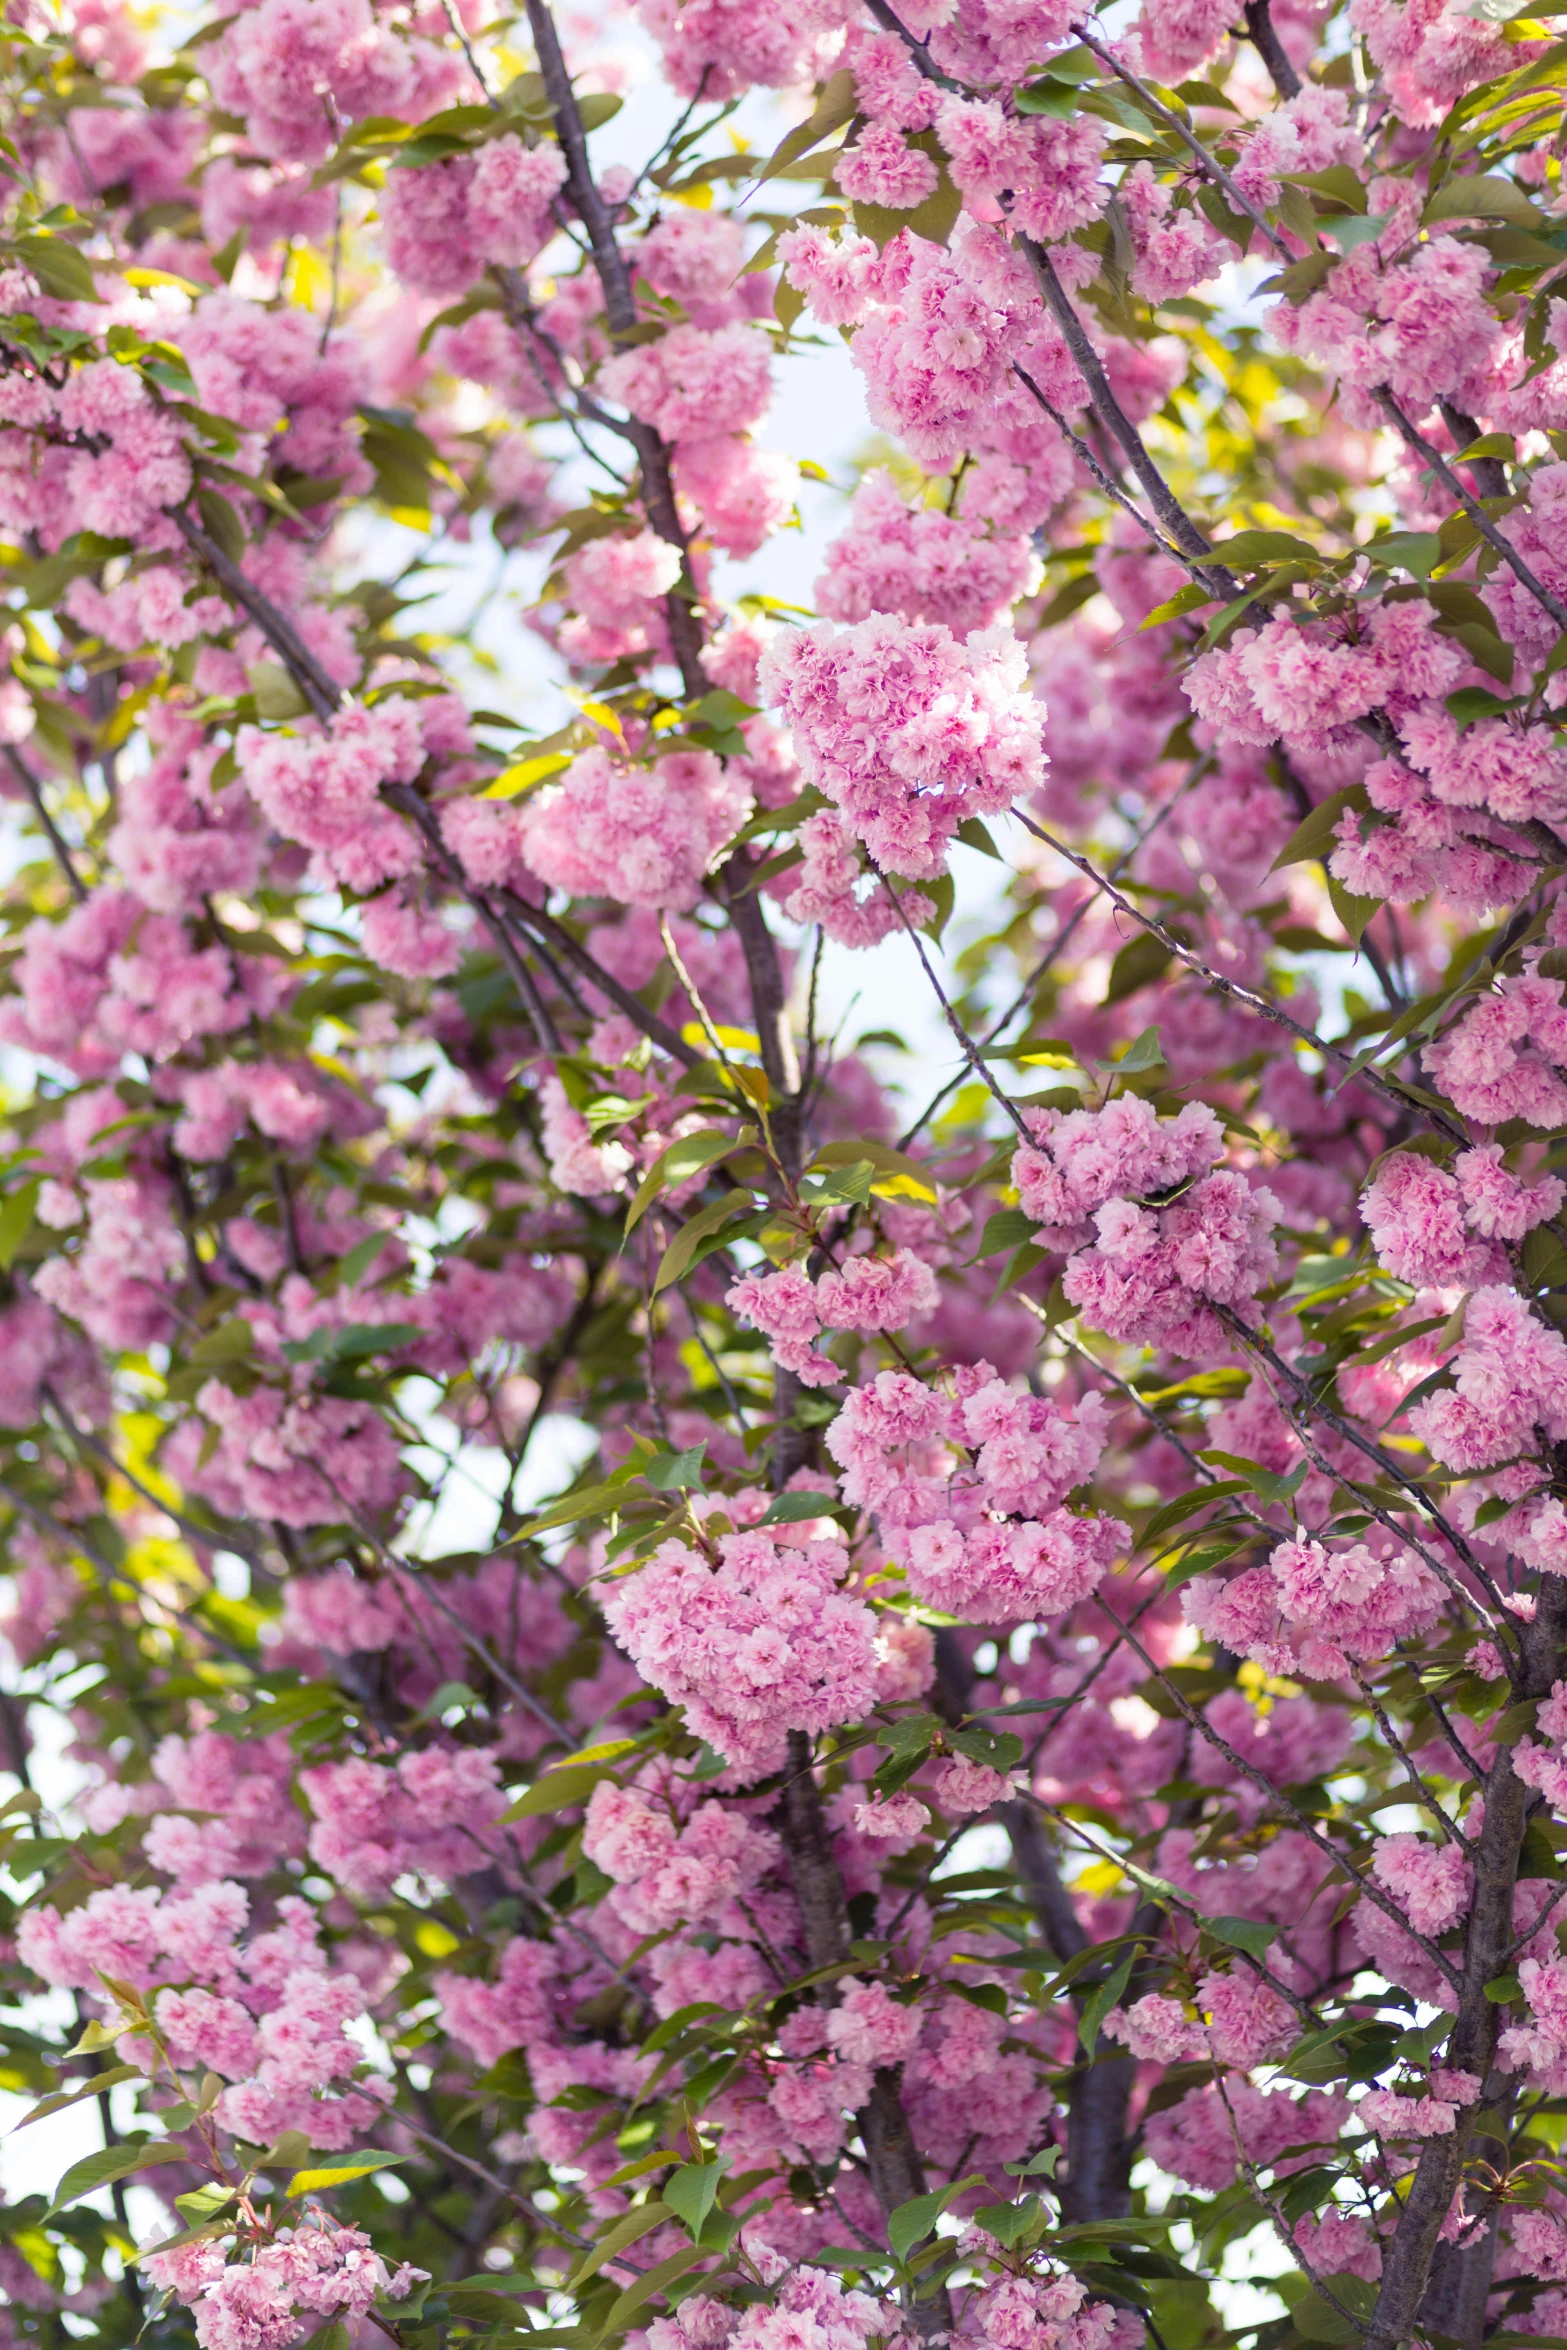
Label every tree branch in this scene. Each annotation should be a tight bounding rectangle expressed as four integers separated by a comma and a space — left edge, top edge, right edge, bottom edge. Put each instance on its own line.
1374, 387, 1567, 637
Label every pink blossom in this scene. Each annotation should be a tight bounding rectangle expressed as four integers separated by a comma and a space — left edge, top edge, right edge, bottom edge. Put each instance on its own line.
521, 747, 749, 909
1358, 2087, 1457, 2137
599, 1528, 882, 1781
759, 610, 1045, 879
1370, 1833, 1473, 1935
852, 1791, 931, 1838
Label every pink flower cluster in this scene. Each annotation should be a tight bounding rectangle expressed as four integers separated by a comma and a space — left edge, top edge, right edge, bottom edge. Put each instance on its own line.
1013, 1096, 1281, 1355
825, 1364, 1126, 1623
172, 1378, 408, 1529
18, 1879, 389, 2150
299, 1746, 507, 1899
1410, 1284, 1567, 1473
1362, 1144, 1563, 1288
1185, 1534, 1444, 1680
207, 0, 466, 164
759, 612, 1044, 878
1144, 2078, 1347, 2193
520, 747, 751, 909
964, 2269, 1129, 2350
1105, 1969, 1297, 2067
239, 702, 426, 892
146, 2215, 425, 2350
778, 810, 935, 950
1370, 1832, 1473, 1935
1499, 1955, 1567, 2089
779, 216, 1084, 521
1512, 1681, 1567, 1808
598, 1525, 882, 1779
726, 1248, 939, 1386
1427, 974, 1567, 1128
582, 1777, 781, 1934
379, 137, 566, 296
815, 467, 1033, 636
1357, 2087, 1458, 2138
645, 2267, 895, 2350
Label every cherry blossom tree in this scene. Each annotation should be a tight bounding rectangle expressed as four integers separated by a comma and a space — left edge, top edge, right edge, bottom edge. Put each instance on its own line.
5, 2, 1567, 2349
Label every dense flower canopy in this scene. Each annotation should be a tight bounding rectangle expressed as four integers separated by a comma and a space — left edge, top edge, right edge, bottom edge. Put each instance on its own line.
10, 2, 1567, 2350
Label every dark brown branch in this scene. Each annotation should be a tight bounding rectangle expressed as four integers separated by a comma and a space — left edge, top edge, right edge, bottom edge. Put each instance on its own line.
521, 0, 706, 696
499, 892, 702, 1066
1439, 400, 1510, 502
170, 509, 343, 720
774, 1731, 952, 2342
384, 785, 563, 1055
1374, 387, 1567, 636
1070, 23, 1285, 252
1020, 242, 1241, 595
1242, 0, 1302, 96
721, 867, 802, 1170
1010, 802, 1471, 1147
1365, 1573, 1567, 2350
3, 743, 87, 899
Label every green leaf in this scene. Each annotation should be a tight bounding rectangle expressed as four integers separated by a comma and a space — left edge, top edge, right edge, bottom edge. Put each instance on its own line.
653, 1191, 755, 1293
175, 2183, 239, 2223
1270, 783, 1370, 872
888, 2187, 948, 2262
973, 2195, 1042, 2247
1212, 527, 1323, 565
664, 2157, 730, 2241
186, 1317, 255, 1367
1485, 1972, 1523, 2002
248, 661, 309, 720
643, 1442, 707, 1490
1281, 164, 1367, 212
46, 2140, 187, 2218
15, 2063, 142, 2129
286, 2152, 406, 2196
501, 1764, 613, 1822
281, 1321, 423, 1364
759, 1490, 842, 1524
196, 486, 247, 565
1141, 1482, 1249, 1549
1079, 1952, 1137, 2054
972, 1207, 1038, 1261
509, 1468, 640, 1540
1326, 872, 1381, 947
755, 66, 856, 185
1424, 171, 1544, 227
1102, 1024, 1166, 1075
570, 2201, 672, 2286
624, 1130, 748, 1234
1324, 209, 1391, 250
1141, 580, 1216, 628
0, 1179, 38, 1271
1364, 530, 1441, 577
955, 815, 1002, 859
809, 1139, 939, 1201
1104, 931, 1175, 1006
597, 2245, 709, 2333
1206, 1914, 1279, 1958
12, 233, 100, 303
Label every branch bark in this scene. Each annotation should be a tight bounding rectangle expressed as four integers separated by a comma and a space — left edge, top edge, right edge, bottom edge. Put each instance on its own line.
1019, 242, 1240, 596
1365, 1572, 1567, 2350
1242, 0, 1301, 96
1374, 387, 1567, 636
775, 1731, 953, 2342
522, 0, 706, 697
